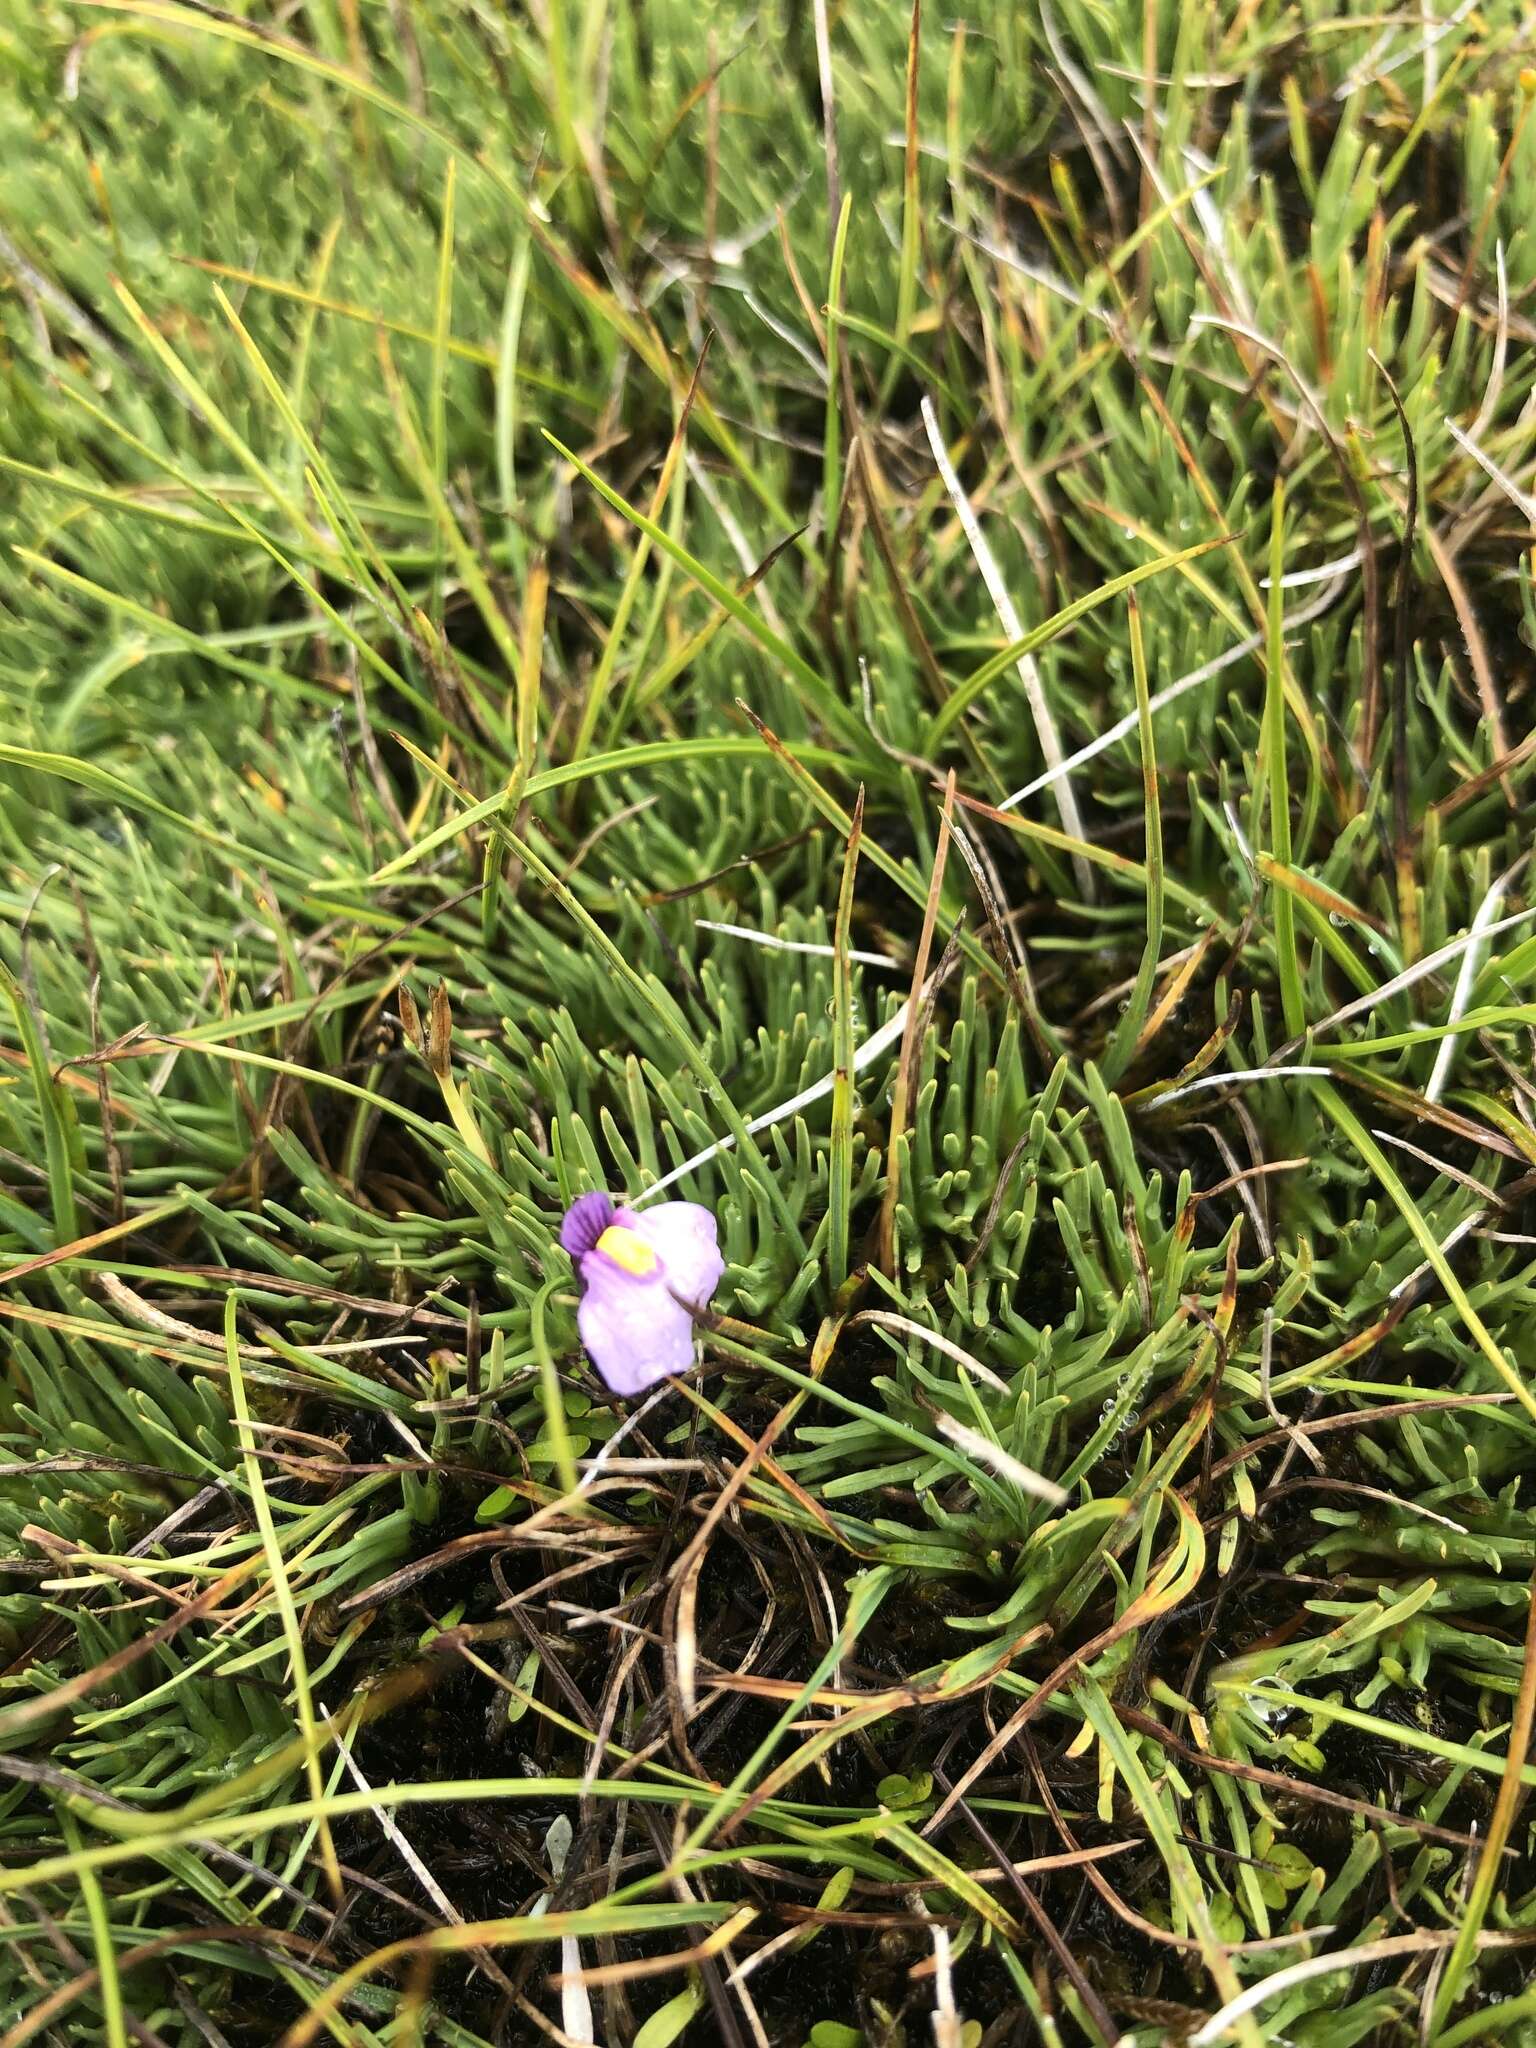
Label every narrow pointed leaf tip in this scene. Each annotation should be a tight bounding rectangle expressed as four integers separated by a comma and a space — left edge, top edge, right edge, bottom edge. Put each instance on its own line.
559, 1193, 724, 1398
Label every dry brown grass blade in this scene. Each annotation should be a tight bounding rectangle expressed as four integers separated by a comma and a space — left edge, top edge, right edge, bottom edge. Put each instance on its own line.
1131, 925, 1220, 1059
923, 1506, 1205, 1839
703, 1624, 1054, 1714
1025, 1732, 1339, 1961
0, 1546, 268, 1737
1432, 724, 1536, 818
1373, 352, 1422, 955
673, 1378, 871, 1554
338, 1517, 636, 1615
1429, 1552, 1536, 2025
878, 771, 955, 1276
0, 1198, 186, 1285
1424, 521, 1513, 804
1255, 854, 1387, 933
166, 1264, 464, 1326
24, 1525, 202, 1618
550, 1906, 758, 1992
1335, 1068, 1530, 1163
1122, 989, 1244, 1107
935, 1767, 1122, 2048
1204, 1391, 1515, 1488
1113, 1704, 1494, 1853
710, 1612, 1054, 1847
947, 811, 1051, 1059
0, 1925, 329, 2048
662, 1380, 823, 1723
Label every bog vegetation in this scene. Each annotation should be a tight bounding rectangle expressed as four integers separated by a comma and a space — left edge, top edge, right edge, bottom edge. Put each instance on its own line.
2, 2, 1536, 2044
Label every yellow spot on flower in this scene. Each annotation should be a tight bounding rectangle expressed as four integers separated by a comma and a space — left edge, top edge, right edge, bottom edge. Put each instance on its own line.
596, 1225, 659, 1277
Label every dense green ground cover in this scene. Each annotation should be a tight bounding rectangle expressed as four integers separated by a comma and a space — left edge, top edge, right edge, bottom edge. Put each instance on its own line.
3, 1, 1536, 2041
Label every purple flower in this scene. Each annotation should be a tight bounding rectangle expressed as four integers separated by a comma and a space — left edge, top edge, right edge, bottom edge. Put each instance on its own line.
559, 1191, 723, 1397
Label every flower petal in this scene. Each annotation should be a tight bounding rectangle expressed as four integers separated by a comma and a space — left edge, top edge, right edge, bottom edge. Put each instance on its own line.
622, 1201, 724, 1310
560, 1191, 615, 1261
577, 1259, 698, 1396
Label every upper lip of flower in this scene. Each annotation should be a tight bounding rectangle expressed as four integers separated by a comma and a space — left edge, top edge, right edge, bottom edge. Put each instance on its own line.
559, 1189, 616, 1262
